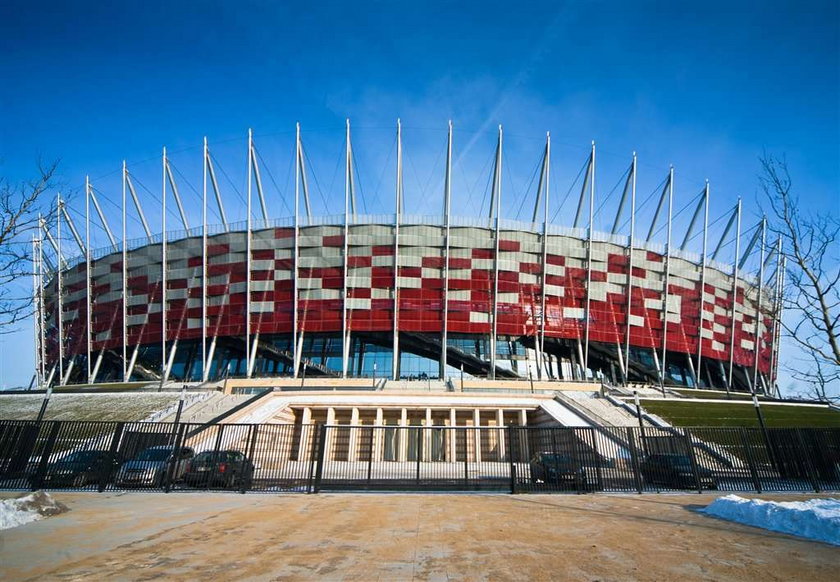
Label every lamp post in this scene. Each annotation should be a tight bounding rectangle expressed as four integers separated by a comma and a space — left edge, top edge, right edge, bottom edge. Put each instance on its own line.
173, 385, 187, 426
36, 386, 53, 423
634, 390, 648, 456
752, 393, 775, 469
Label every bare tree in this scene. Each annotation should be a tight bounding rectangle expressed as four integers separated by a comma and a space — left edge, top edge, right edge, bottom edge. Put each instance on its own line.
0, 161, 59, 332
759, 154, 840, 401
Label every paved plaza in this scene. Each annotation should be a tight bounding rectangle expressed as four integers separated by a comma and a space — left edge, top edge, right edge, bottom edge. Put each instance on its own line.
1, 491, 837, 581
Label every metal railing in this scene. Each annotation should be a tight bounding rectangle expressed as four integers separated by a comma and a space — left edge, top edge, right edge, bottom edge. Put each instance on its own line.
1, 420, 838, 494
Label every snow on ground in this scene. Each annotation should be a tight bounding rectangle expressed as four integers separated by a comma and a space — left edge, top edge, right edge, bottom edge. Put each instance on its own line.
0, 491, 68, 531
703, 495, 840, 546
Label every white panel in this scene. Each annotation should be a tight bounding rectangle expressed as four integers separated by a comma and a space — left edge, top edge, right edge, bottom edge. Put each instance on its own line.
564, 307, 584, 319
347, 298, 371, 310
251, 301, 274, 313
470, 311, 490, 323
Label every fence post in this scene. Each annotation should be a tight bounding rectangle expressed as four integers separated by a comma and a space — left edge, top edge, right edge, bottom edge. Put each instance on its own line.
366, 426, 374, 489
313, 423, 328, 493
683, 429, 703, 493
508, 424, 516, 494
463, 428, 469, 489
163, 423, 187, 493
206, 425, 226, 490
550, 429, 560, 492
415, 427, 422, 485
100, 422, 125, 493
738, 428, 762, 493
626, 427, 643, 494
570, 428, 587, 494
242, 424, 259, 494
305, 424, 319, 494
794, 429, 820, 493
590, 427, 604, 493
31, 421, 61, 491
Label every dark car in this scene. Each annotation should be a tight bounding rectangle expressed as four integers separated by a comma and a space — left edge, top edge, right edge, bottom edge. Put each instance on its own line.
183, 450, 254, 489
31, 449, 123, 488
115, 445, 195, 487
528, 452, 588, 490
639, 453, 717, 489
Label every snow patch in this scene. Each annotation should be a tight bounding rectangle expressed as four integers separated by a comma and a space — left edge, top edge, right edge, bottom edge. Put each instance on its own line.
703, 494, 840, 546
0, 491, 69, 531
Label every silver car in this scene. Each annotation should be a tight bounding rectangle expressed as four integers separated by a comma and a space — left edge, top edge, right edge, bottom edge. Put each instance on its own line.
116, 445, 195, 487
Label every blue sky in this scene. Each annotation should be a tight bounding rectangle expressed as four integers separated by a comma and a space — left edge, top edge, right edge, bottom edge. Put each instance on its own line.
0, 1, 837, 391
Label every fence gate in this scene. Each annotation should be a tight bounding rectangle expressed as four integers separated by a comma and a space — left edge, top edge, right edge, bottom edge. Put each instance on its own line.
315, 425, 514, 492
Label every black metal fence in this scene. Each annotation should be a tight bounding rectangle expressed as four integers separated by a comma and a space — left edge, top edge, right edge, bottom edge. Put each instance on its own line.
1, 419, 838, 494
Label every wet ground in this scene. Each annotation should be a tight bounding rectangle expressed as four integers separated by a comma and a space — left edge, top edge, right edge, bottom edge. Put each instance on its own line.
0, 491, 837, 581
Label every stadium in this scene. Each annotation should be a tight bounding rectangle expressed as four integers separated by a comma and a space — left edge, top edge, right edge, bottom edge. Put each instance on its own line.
33, 122, 781, 394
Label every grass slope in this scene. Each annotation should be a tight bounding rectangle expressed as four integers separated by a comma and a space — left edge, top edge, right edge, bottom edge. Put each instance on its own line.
0, 393, 179, 422
640, 399, 840, 428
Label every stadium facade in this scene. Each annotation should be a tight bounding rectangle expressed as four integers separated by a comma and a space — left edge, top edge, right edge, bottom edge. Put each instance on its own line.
32, 122, 782, 394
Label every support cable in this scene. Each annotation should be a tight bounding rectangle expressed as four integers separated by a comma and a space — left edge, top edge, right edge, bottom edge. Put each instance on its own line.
550, 155, 589, 224
513, 151, 543, 222
254, 147, 293, 215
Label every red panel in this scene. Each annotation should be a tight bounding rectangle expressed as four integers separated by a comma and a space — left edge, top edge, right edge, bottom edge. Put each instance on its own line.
348, 256, 372, 268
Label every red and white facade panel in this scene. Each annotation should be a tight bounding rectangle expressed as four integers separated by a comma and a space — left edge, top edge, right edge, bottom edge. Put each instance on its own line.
44, 219, 775, 375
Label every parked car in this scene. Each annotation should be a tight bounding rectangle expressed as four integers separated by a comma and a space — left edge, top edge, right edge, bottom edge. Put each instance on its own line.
115, 445, 194, 487
639, 453, 717, 489
529, 452, 588, 490
31, 449, 123, 488
183, 450, 255, 489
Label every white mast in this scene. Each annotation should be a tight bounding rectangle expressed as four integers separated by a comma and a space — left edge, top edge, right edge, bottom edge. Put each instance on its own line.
726, 198, 742, 391
201, 138, 209, 381
293, 123, 302, 378
623, 153, 637, 382
752, 216, 767, 391
660, 166, 674, 391
583, 141, 596, 375
245, 129, 253, 378
56, 193, 64, 384
160, 147, 168, 388
490, 125, 502, 379
537, 132, 551, 380
122, 162, 128, 381
393, 119, 403, 380
695, 181, 710, 387
440, 121, 453, 378
85, 176, 92, 383
341, 119, 351, 377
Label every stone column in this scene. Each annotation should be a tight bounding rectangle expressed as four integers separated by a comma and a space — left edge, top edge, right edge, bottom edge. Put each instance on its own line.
298, 407, 312, 461
449, 408, 457, 462
518, 408, 528, 463
496, 408, 506, 461
349, 407, 360, 462
424, 408, 432, 462
326, 407, 336, 461
373, 407, 384, 462
398, 407, 408, 462
473, 409, 482, 464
